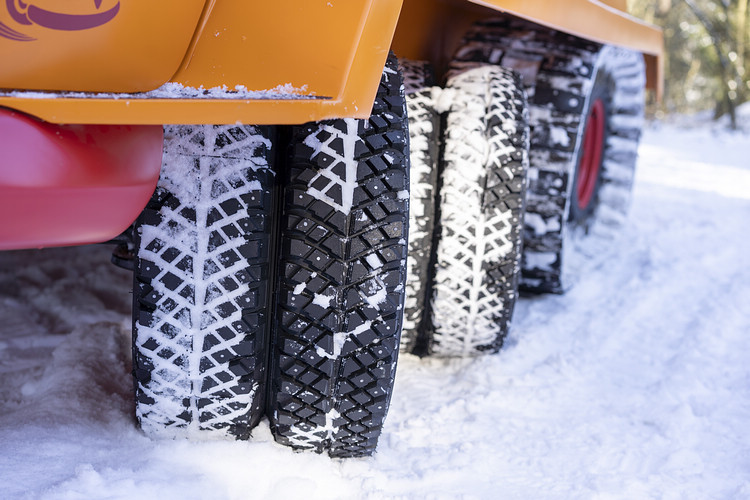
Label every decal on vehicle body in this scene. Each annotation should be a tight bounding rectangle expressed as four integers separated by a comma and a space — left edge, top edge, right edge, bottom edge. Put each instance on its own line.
1, 0, 119, 41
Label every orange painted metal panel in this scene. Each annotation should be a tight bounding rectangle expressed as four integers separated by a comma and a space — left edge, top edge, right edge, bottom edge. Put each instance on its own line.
0, 0, 661, 124
392, 0, 662, 97
0, 0, 402, 125
0, 0, 206, 92
173, 1, 371, 99
597, 0, 629, 12
467, 0, 662, 59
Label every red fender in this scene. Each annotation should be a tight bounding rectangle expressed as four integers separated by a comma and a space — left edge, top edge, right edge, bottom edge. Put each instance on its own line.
0, 109, 163, 250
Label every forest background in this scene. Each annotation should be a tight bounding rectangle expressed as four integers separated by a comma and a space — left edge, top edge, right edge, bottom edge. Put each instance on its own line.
627, 0, 749, 128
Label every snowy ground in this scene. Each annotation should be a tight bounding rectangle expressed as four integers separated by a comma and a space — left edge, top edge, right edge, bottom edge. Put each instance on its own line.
1, 120, 749, 499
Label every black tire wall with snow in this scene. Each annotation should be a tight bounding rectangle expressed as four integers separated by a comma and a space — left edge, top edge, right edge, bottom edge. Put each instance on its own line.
399, 60, 440, 354
453, 18, 645, 293
132, 125, 276, 439
266, 54, 409, 457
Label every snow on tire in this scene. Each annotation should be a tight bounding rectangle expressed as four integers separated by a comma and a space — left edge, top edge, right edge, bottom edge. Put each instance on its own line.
132, 125, 276, 439
453, 18, 644, 293
399, 59, 440, 354
267, 54, 409, 457
429, 65, 529, 356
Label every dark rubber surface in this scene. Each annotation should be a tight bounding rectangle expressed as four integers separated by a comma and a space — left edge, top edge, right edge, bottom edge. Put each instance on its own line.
267, 54, 409, 457
399, 59, 440, 354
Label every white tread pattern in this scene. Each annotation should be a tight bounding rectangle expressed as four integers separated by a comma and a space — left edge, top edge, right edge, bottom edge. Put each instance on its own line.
133, 124, 274, 439
431, 65, 529, 356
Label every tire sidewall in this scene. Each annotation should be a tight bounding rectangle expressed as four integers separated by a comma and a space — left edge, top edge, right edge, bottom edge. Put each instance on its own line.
568, 66, 615, 226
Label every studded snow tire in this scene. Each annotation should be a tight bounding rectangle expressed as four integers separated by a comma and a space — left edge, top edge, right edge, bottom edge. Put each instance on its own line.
453, 18, 600, 293
454, 18, 645, 293
132, 124, 276, 439
267, 54, 409, 458
424, 64, 529, 357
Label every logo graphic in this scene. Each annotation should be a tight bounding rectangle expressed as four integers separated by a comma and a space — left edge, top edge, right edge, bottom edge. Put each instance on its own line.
1, 0, 120, 41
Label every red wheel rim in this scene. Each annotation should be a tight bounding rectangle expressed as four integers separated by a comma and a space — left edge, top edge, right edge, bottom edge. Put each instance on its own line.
576, 99, 605, 210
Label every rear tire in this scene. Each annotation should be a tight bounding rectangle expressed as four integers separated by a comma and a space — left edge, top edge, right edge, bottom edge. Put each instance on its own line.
563, 45, 646, 284
132, 124, 276, 439
429, 64, 530, 356
454, 18, 645, 293
569, 45, 645, 229
267, 54, 409, 457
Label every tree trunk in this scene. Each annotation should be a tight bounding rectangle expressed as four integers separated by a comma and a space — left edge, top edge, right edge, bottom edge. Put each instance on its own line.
684, 0, 737, 129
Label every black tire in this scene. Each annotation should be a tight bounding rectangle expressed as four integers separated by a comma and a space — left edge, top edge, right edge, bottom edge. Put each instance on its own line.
399, 59, 440, 354
563, 46, 646, 283
132, 124, 276, 439
427, 64, 529, 356
453, 18, 644, 293
267, 54, 409, 457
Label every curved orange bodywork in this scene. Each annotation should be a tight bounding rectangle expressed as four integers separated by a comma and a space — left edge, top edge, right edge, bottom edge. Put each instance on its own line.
0, 0, 206, 92
0, 0, 662, 125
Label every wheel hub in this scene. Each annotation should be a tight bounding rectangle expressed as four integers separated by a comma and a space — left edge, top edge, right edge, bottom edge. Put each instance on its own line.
576, 98, 605, 210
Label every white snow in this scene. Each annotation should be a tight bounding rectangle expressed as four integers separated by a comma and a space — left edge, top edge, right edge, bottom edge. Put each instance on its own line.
1, 82, 316, 101
303, 119, 360, 215
522, 249, 558, 270
365, 254, 383, 270
311, 293, 333, 308
1, 121, 750, 499
284, 408, 342, 452
363, 279, 388, 308
524, 212, 561, 236
549, 126, 571, 148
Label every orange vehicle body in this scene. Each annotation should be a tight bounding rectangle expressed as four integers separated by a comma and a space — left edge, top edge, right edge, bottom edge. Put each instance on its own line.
0, 0, 662, 250
0, 0, 662, 125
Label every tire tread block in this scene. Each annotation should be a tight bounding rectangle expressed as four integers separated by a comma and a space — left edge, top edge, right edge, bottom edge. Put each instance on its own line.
269, 54, 408, 457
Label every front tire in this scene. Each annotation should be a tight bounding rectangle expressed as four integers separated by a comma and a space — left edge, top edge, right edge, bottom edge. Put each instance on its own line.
132, 124, 276, 439
266, 54, 409, 457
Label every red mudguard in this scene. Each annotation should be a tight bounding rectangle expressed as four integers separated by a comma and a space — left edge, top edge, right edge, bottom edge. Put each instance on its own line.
0, 109, 163, 250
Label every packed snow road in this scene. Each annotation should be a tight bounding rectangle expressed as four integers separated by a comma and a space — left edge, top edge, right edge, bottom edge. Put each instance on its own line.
1, 121, 749, 499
